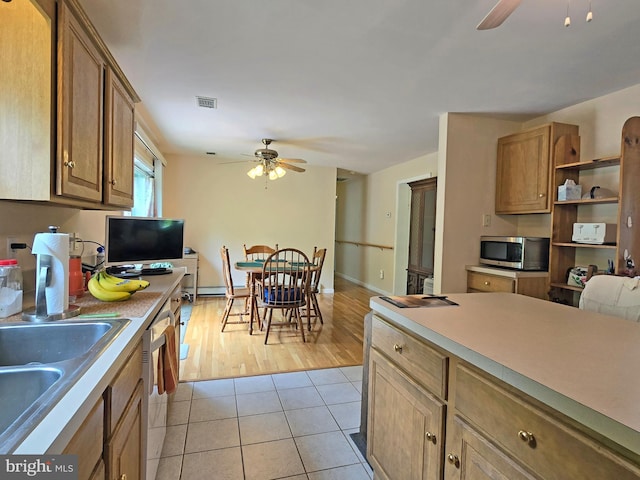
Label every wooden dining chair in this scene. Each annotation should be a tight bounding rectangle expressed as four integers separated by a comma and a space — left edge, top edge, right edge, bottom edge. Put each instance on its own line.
306, 247, 326, 325
243, 244, 279, 262
256, 248, 311, 344
219, 246, 252, 332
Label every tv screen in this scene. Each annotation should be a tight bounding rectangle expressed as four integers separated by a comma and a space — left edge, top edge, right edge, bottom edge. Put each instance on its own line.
105, 216, 185, 266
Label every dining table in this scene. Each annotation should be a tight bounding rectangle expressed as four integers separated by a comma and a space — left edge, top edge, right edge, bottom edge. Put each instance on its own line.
233, 259, 317, 334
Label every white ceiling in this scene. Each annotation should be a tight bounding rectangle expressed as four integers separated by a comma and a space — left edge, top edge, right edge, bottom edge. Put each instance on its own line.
77, 0, 640, 174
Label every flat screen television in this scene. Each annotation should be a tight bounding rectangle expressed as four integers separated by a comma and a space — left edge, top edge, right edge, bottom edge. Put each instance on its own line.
105, 216, 185, 275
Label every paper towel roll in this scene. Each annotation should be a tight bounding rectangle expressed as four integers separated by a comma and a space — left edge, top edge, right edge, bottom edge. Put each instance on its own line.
32, 232, 70, 315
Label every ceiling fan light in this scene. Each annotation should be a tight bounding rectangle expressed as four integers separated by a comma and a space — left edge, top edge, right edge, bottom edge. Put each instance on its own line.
586, 10, 593, 22
564, 15, 571, 27
275, 166, 287, 178
255, 164, 264, 176
268, 170, 278, 180
247, 167, 257, 179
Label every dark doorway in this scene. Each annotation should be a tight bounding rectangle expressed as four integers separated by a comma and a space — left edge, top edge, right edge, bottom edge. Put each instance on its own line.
406, 177, 437, 294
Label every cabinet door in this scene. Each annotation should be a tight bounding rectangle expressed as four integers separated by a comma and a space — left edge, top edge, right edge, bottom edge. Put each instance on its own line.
444, 415, 537, 480
57, 0, 104, 202
104, 67, 135, 208
495, 126, 550, 214
107, 382, 143, 480
368, 349, 444, 480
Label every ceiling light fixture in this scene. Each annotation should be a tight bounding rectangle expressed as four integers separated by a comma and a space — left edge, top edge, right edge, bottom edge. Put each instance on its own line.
586, 1, 593, 22
247, 161, 286, 181
565, 1, 571, 27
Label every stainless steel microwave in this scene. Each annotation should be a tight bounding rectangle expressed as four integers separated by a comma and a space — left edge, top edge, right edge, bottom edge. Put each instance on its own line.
480, 236, 550, 271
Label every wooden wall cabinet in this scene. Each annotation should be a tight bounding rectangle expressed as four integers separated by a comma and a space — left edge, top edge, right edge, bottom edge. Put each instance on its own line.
56, 0, 138, 209
1, 0, 138, 209
495, 123, 578, 214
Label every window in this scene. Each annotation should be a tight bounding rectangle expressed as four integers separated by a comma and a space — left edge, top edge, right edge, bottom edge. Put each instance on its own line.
132, 127, 165, 217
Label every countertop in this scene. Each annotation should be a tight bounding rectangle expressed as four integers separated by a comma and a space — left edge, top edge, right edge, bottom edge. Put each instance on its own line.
370, 293, 640, 455
9, 271, 184, 454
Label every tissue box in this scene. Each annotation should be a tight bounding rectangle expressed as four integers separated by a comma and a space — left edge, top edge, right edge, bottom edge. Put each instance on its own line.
558, 183, 582, 201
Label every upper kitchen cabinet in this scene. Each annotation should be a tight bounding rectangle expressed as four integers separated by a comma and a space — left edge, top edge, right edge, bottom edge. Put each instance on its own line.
0, 0, 139, 209
495, 123, 578, 214
0, 0, 54, 201
57, 0, 139, 209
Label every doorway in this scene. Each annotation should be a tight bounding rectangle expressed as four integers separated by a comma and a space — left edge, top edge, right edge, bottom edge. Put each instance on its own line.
406, 178, 437, 294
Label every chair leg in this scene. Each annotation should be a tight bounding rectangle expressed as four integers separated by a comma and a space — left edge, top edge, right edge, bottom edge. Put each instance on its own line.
221, 298, 232, 332
312, 293, 323, 324
264, 309, 273, 344
294, 308, 306, 342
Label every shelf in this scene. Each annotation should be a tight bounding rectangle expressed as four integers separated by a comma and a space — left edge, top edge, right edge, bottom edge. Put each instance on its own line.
554, 197, 618, 206
552, 242, 617, 249
550, 282, 585, 293
555, 156, 620, 171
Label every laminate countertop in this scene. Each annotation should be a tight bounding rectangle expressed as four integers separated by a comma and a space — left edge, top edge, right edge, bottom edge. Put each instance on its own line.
6, 271, 184, 454
370, 293, 640, 456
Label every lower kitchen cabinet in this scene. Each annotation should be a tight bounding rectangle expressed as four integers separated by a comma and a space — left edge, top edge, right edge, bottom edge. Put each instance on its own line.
368, 349, 445, 480
466, 267, 548, 300
445, 363, 640, 480
106, 382, 143, 480
62, 397, 104, 480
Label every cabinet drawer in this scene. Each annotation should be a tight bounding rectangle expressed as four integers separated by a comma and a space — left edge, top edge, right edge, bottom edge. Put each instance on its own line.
455, 363, 640, 480
371, 315, 448, 399
107, 341, 142, 435
467, 271, 514, 293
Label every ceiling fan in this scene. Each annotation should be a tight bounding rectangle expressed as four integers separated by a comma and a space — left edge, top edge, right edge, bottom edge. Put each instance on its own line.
477, 0, 521, 30
246, 138, 307, 180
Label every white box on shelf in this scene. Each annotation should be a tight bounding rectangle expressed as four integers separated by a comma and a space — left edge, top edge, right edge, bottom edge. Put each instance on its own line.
558, 182, 582, 201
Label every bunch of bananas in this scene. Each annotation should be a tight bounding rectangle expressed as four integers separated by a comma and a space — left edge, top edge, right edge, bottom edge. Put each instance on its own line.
87, 271, 150, 302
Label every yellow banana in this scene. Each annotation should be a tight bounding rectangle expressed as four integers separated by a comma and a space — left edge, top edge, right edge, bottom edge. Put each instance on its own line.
98, 272, 150, 292
88, 275, 131, 302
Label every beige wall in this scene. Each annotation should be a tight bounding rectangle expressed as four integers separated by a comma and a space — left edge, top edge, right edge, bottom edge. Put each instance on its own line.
335, 155, 434, 294
162, 155, 337, 293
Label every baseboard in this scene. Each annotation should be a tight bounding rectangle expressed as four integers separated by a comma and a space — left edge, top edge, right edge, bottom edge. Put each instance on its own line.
335, 272, 389, 295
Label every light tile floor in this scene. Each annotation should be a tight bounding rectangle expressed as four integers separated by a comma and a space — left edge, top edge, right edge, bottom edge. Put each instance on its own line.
156, 366, 373, 480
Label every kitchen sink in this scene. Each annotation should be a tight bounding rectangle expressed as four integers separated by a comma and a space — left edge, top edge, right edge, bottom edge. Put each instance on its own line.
0, 318, 130, 452
0, 322, 115, 366
0, 367, 62, 438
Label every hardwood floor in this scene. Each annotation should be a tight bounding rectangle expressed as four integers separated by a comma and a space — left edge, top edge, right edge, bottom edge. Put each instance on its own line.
179, 276, 377, 381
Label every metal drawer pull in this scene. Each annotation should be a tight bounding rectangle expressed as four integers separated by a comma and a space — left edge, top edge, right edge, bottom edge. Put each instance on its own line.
393, 343, 403, 353
484, 281, 490, 285
518, 430, 536, 445
425, 431, 436, 443
447, 453, 460, 467
64, 160, 75, 169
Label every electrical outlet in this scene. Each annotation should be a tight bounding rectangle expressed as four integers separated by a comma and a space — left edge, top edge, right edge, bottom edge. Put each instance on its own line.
482, 214, 491, 227
6, 236, 18, 258
379, 269, 384, 279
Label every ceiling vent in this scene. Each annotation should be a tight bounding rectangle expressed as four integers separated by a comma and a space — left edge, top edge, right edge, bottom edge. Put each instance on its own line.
196, 96, 217, 109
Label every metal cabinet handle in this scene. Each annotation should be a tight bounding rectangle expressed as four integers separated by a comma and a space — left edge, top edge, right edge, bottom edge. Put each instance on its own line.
425, 431, 436, 443
484, 281, 490, 286
110, 179, 117, 186
393, 343, 403, 353
64, 160, 75, 169
538, 193, 545, 198
518, 430, 535, 445
119, 475, 127, 480
447, 453, 460, 467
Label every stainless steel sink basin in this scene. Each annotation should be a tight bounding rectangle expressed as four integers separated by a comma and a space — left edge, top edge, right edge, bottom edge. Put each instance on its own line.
0, 367, 62, 438
0, 318, 130, 452
0, 322, 115, 366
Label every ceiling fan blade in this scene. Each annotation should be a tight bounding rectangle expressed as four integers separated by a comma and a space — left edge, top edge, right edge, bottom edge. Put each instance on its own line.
279, 163, 305, 173
277, 158, 307, 164
477, 0, 521, 30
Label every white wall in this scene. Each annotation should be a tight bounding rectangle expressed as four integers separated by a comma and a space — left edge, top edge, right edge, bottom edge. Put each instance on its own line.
162, 155, 337, 293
